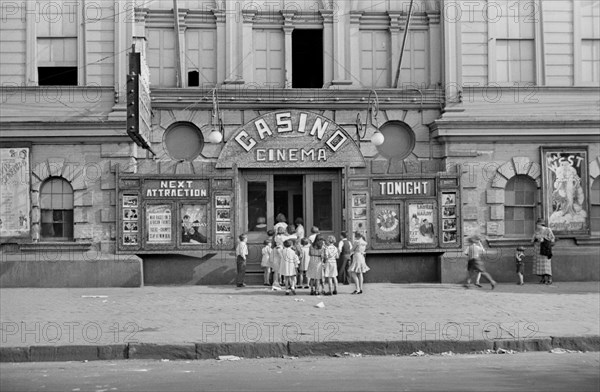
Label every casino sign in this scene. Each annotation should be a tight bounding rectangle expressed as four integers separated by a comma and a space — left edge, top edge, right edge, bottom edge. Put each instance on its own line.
215, 110, 366, 168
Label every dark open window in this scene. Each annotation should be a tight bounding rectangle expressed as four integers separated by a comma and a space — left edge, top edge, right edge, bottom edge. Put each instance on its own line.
292, 29, 323, 88
38, 67, 78, 86
188, 70, 199, 87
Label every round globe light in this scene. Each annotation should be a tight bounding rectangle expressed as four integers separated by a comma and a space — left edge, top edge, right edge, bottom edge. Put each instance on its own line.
207, 129, 223, 144
371, 131, 385, 146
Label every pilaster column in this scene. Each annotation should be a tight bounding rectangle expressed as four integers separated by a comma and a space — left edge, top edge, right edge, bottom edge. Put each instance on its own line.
321, 9, 333, 87
241, 10, 256, 86
442, 0, 462, 103
175, 8, 188, 87
224, 0, 243, 84
282, 10, 295, 88
331, 1, 352, 86
348, 11, 363, 87
388, 11, 402, 87
213, 10, 226, 85
427, 11, 441, 87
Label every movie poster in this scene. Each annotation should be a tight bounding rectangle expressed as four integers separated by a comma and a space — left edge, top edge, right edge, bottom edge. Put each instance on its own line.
408, 202, 435, 244
0, 148, 30, 237
541, 148, 589, 235
181, 204, 208, 244
374, 204, 400, 244
147, 205, 172, 244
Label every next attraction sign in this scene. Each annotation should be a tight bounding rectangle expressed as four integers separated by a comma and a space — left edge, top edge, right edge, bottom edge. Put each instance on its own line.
215, 110, 366, 168
143, 179, 209, 198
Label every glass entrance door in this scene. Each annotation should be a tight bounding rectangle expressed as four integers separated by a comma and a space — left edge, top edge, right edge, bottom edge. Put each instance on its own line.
241, 170, 341, 243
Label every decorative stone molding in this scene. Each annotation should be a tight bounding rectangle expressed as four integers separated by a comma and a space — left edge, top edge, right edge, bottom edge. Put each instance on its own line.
487, 156, 542, 236
491, 156, 541, 189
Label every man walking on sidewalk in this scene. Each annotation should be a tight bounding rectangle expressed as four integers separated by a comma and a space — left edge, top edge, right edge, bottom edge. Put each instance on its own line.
236, 234, 248, 287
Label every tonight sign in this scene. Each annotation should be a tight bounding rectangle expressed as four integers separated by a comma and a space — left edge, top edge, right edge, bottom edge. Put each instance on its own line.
143, 180, 208, 198
373, 179, 436, 197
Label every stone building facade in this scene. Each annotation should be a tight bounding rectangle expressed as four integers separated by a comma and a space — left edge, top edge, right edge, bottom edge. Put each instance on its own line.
0, 0, 598, 287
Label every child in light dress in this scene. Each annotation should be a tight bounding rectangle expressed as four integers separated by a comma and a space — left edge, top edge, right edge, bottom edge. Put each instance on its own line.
307, 235, 325, 295
261, 239, 272, 286
349, 231, 370, 294
280, 239, 300, 295
322, 235, 340, 295
271, 226, 287, 288
298, 238, 311, 289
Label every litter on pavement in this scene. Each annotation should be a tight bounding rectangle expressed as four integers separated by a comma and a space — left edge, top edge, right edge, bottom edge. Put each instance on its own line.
550, 348, 582, 354
410, 350, 426, 357
81, 295, 108, 298
314, 302, 325, 308
218, 355, 242, 361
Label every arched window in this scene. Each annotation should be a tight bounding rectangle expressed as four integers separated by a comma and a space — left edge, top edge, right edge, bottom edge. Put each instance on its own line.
591, 177, 600, 233
505, 175, 537, 237
40, 177, 74, 241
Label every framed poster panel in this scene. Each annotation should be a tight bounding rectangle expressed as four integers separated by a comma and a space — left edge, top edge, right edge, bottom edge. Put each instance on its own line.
145, 203, 174, 247
214, 193, 234, 248
180, 203, 209, 246
118, 192, 141, 250
371, 202, 403, 249
406, 200, 437, 248
440, 191, 461, 248
0, 147, 30, 238
350, 192, 369, 241
541, 147, 590, 236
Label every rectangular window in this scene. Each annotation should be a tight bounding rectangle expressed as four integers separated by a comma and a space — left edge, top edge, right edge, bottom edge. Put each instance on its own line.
36, 0, 78, 86
292, 29, 323, 88
505, 176, 537, 237
399, 31, 428, 88
582, 39, 600, 84
360, 30, 390, 87
185, 28, 217, 87
254, 29, 284, 87
147, 28, 177, 87
496, 39, 535, 84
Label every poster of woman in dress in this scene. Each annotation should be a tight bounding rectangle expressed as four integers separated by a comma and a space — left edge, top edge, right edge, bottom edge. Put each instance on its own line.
181, 204, 208, 244
0, 148, 30, 237
542, 148, 589, 234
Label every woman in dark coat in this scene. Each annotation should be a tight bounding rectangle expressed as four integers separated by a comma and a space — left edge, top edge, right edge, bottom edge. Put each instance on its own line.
531, 219, 556, 285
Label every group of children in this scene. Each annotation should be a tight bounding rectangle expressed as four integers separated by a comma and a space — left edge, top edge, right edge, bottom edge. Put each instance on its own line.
259, 227, 370, 295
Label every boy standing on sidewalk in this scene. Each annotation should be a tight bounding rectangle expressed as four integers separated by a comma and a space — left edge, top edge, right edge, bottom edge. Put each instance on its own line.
516, 246, 525, 285
236, 234, 248, 287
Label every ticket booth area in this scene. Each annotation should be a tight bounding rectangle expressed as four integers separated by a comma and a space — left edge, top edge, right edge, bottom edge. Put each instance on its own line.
242, 170, 342, 244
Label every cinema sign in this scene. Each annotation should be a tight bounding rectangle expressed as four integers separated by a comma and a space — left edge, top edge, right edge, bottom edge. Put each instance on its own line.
216, 110, 366, 168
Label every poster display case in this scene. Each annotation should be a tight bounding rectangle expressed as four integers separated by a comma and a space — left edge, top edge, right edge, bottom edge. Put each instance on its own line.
116, 173, 234, 253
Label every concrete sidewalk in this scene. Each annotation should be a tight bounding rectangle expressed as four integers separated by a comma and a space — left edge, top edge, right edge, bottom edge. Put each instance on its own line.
1, 282, 599, 362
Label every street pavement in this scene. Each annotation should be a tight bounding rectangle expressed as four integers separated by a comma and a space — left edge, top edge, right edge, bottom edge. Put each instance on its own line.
0, 282, 599, 361
2, 352, 599, 392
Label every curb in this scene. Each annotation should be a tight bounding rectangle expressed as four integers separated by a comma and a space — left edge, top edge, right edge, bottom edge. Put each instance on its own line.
1, 336, 599, 363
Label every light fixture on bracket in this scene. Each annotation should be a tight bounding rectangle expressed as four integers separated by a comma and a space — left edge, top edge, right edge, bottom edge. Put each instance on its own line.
206, 88, 225, 144
356, 89, 385, 147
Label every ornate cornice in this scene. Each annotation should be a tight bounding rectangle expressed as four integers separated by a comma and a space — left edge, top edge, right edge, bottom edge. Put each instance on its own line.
149, 88, 444, 110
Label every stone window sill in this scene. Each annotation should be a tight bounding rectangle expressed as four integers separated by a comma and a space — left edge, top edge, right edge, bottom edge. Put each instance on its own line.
19, 242, 93, 253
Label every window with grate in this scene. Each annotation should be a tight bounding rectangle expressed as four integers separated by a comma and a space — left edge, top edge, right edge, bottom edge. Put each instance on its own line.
504, 175, 537, 237
40, 177, 74, 241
